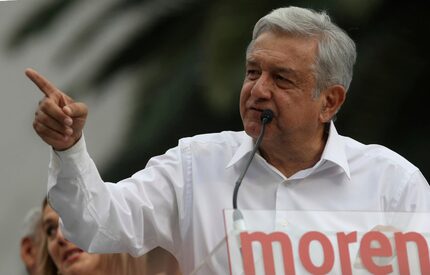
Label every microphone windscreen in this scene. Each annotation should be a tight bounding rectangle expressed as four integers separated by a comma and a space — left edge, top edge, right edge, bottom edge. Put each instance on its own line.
260, 109, 274, 124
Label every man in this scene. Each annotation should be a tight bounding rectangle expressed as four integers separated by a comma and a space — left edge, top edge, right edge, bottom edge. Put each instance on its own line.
20, 208, 42, 275
28, 6, 430, 274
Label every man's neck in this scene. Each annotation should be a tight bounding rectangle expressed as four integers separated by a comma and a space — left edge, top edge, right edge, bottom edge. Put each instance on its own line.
259, 127, 328, 178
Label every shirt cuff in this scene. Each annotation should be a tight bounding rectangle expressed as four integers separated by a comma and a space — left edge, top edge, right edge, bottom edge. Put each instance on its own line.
53, 134, 87, 157
48, 135, 90, 182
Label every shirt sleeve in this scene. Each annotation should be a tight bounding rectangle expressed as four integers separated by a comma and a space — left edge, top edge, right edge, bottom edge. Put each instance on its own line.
47, 136, 186, 257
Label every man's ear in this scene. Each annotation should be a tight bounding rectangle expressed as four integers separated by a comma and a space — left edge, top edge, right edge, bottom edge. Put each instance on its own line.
319, 85, 346, 123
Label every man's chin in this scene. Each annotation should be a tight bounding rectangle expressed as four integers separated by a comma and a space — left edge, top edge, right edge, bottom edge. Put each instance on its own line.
243, 124, 261, 139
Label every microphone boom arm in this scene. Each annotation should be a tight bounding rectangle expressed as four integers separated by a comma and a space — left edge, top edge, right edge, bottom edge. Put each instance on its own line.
232, 110, 273, 209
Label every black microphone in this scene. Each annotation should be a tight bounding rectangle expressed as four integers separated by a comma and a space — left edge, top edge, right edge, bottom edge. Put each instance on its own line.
260, 109, 274, 124
232, 109, 273, 232
232, 109, 274, 210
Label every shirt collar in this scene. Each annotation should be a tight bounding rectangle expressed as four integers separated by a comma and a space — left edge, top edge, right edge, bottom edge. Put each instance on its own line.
226, 133, 254, 168
321, 122, 351, 179
226, 122, 351, 179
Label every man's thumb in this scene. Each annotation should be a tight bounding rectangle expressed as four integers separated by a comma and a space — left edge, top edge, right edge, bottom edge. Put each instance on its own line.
63, 102, 88, 118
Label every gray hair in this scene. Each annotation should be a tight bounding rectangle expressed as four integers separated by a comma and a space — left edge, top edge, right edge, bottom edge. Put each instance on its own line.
251, 6, 356, 95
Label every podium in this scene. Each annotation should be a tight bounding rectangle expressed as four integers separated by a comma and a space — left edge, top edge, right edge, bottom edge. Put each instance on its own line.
191, 210, 430, 274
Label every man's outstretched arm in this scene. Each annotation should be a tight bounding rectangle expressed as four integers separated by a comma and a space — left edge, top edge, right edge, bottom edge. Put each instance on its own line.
26, 69, 180, 257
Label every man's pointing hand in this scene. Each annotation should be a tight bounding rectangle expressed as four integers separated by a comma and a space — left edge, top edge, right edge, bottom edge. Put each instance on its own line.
26, 68, 88, 151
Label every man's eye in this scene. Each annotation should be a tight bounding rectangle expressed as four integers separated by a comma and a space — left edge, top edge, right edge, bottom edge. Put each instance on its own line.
275, 75, 295, 88
275, 75, 287, 82
246, 70, 260, 80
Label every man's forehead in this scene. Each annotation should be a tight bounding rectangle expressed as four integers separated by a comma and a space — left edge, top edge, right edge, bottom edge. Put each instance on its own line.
246, 48, 292, 66
246, 36, 317, 74
248, 31, 318, 58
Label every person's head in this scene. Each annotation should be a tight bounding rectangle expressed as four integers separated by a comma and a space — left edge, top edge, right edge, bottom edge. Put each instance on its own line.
38, 198, 145, 275
250, 6, 356, 95
240, 6, 356, 142
20, 207, 42, 275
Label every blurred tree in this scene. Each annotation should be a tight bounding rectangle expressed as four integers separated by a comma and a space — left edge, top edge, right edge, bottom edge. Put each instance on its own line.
7, 0, 429, 180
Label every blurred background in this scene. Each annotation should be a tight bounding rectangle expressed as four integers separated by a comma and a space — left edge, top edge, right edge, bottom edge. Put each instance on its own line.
1, 0, 429, 273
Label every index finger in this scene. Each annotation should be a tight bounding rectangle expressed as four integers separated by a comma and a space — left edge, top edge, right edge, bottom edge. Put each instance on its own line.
25, 68, 60, 97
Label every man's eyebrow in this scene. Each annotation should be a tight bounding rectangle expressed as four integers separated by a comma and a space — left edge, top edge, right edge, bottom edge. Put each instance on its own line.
245, 60, 259, 67
245, 58, 300, 79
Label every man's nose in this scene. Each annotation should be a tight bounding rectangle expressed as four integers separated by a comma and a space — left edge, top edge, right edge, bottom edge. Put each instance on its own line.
251, 73, 273, 99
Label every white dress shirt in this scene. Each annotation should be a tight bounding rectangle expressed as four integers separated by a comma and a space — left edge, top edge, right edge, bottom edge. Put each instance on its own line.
47, 123, 430, 274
